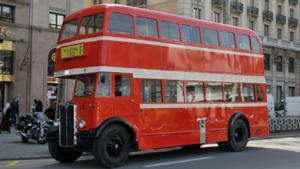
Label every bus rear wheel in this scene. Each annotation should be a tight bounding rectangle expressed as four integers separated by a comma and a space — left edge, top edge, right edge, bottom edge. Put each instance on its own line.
48, 140, 82, 162
93, 124, 131, 168
218, 119, 249, 152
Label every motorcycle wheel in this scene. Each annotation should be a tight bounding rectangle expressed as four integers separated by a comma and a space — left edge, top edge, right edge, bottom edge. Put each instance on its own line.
37, 136, 47, 145
21, 135, 28, 143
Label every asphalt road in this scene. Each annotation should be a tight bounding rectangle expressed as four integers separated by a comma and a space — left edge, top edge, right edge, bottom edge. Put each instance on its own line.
1, 136, 300, 169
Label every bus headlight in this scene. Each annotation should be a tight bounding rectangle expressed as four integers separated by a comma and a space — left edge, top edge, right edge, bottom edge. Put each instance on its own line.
78, 120, 86, 129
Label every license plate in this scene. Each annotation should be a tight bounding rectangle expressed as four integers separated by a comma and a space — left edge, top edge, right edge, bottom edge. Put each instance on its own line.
61, 44, 84, 59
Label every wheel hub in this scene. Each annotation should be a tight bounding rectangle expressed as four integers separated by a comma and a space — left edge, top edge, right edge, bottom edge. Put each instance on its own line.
107, 135, 123, 157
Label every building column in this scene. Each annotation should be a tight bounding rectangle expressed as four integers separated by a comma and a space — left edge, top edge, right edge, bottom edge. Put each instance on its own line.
177, 0, 192, 17
283, 50, 289, 98
204, 0, 212, 20
296, 54, 300, 96
271, 47, 277, 100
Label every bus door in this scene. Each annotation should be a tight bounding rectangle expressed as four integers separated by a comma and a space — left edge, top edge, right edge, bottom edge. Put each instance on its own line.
112, 73, 137, 117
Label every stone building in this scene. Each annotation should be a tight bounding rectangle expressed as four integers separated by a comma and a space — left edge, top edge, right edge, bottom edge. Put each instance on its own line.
0, 0, 92, 113
93, 0, 300, 103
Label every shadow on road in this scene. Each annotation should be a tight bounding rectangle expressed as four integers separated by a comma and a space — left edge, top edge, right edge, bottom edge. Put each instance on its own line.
40, 144, 300, 169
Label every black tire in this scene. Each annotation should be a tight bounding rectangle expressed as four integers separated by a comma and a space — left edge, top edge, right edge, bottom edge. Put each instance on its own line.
218, 119, 249, 152
21, 135, 28, 143
48, 140, 82, 162
93, 124, 131, 168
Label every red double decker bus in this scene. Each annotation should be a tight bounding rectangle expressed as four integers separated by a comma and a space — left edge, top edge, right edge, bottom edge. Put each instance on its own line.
47, 4, 269, 168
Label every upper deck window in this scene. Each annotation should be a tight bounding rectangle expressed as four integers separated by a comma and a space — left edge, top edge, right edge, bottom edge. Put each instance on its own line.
203, 29, 219, 46
237, 34, 251, 50
160, 21, 180, 41
109, 13, 134, 34
60, 19, 79, 41
182, 25, 200, 43
251, 37, 261, 51
137, 17, 158, 38
79, 13, 104, 35
220, 31, 235, 48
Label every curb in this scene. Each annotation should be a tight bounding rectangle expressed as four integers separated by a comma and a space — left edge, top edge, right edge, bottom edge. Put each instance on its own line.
252, 132, 300, 140
0, 153, 92, 162
0, 156, 52, 162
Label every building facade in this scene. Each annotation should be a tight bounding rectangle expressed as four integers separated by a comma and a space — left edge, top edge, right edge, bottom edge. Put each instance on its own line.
94, 0, 300, 103
0, 0, 92, 113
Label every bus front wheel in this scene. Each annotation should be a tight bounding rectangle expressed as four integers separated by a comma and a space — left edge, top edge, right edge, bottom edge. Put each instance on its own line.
48, 140, 82, 162
218, 119, 249, 152
93, 124, 131, 168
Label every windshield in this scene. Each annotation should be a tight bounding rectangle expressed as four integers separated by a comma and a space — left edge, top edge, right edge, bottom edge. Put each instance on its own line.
74, 74, 96, 97
60, 19, 79, 41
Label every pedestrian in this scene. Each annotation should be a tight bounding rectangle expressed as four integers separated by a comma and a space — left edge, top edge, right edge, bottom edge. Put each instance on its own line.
32, 99, 38, 113
44, 101, 55, 120
0, 102, 11, 133
36, 99, 47, 123
10, 97, 20, 127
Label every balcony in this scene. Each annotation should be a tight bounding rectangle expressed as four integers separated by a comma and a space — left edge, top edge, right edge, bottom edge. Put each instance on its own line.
289, 0, 298, 5
247, 6, 259, 17
230, 2, 244, 14
127, 0, 147, 8
263, 10, 274, 22
288, 17, 298, 28
212, 0, 223, 8
276, 14, 286, 25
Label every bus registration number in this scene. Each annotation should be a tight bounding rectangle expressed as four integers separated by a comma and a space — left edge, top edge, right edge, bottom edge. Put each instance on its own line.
61, 44, 84, 59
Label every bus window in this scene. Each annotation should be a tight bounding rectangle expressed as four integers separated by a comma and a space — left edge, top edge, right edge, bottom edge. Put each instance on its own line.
251, 37, 261, 51
96, 73, 111, 96
186, 81, 204, 102
182, 25, 200, 43
224, 83, 240, 102
79, 13, 104, 35
60, 19, 79, 40
256, 84, 264, 101
164, 81, 184, 102
115, 75, 132, 96
206, 82, 223, 102
203, 29, 219, 46
74, 74, 96, 97
141, 80, 162, 103
137, 17, 158, 38
109, 13, 134, 34
237, 34, 251, 50
160, 21, 180, 41
220, 31, 235, 48
242, 84, 255, 101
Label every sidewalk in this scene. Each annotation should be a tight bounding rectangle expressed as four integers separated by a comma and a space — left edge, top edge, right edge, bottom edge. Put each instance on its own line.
0, 128, 300, 161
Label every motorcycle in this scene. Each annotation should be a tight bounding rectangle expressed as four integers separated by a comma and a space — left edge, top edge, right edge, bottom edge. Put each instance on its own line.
16, 112, 52, 145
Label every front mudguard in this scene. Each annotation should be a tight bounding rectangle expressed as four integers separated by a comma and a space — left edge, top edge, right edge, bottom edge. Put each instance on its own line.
46, 125, 59, 141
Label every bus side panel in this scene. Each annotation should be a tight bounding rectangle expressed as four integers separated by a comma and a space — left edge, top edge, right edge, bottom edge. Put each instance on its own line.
101, 40, 264, 76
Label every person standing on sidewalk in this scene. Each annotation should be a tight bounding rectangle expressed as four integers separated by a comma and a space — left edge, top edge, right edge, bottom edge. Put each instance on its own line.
0, 102, 11, 133
36, 99, 47, 123
10, 97, 20, 127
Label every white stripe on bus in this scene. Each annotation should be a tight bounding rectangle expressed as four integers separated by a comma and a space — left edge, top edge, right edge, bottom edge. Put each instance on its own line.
56, 36, 263, 58
54, 66, 266, 84
140, 102, 268, 109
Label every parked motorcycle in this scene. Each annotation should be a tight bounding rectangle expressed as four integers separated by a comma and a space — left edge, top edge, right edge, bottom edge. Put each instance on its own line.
16, 112, 52, 145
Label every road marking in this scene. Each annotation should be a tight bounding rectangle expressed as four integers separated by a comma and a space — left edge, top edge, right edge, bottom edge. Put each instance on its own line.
144, 156, 213, 168
1, 161, 20, 168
